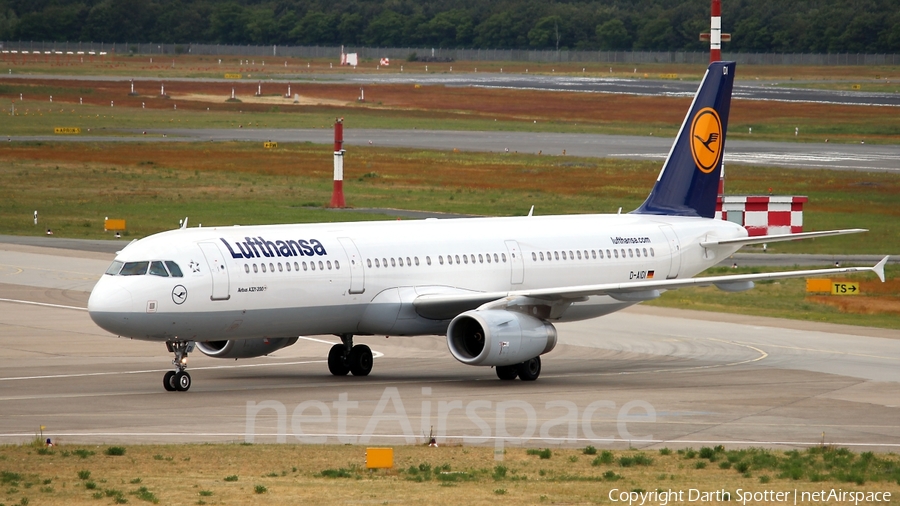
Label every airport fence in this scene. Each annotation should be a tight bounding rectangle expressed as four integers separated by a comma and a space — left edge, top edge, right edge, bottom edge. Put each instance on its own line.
2, 41, 898, 66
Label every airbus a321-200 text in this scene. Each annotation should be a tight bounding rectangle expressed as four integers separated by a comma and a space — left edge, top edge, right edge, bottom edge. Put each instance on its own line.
88, 62, 889, 392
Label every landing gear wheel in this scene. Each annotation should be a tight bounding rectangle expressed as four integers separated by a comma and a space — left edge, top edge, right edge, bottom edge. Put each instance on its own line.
516, 356, 541, 381
175, 371, 191, 391
496, 365, 518, 380
349, 345, 373, 376
328, 344, 350, 376
164, 341, 194, 392
163, 371, 177, 391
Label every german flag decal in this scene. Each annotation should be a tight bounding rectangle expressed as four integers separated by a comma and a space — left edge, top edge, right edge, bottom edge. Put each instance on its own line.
647, 270, 655, 279
689, 107, 723, 174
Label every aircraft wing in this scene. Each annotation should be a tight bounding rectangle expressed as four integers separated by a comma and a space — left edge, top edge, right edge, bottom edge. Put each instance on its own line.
413, 256, 888, 320
700, 228, 867, 248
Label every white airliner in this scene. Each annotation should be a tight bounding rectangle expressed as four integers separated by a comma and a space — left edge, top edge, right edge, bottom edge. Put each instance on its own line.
88, 62, 887, 391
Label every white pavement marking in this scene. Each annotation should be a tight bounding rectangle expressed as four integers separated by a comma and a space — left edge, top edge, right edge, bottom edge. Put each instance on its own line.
0, 298, 87, 311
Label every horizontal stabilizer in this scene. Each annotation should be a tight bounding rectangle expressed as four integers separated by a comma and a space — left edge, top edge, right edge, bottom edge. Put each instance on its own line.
700, 229, 867, 248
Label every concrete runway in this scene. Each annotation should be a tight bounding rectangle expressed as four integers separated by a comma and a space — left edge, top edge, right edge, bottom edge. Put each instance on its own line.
6, 72, 899, 107
1, 242, 898, 450
11, 129, 900, 173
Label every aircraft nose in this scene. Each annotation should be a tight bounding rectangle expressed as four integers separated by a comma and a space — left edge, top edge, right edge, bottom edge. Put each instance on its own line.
88, 279, 133, 334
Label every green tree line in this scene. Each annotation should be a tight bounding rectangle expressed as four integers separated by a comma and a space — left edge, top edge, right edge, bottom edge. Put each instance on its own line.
1, 0, 898, 53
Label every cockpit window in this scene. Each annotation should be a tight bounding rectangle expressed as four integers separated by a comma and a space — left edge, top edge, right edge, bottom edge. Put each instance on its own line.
149, 261, 169, 277
105, 261, 124, 275
165, 261, 184, 278
119, 261, 150, 276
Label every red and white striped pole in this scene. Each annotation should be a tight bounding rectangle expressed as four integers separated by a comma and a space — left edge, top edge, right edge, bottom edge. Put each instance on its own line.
329, 118, 346, 208
710, 0, 722, 63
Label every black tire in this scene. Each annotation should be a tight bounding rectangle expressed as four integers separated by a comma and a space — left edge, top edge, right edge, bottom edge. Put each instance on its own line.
163, 371, 177, 391
516, 356, 541, 381
349, 345, 373, 376
175, 371, 191, 391
496, 365, 518, 380
327, 344, 350, 376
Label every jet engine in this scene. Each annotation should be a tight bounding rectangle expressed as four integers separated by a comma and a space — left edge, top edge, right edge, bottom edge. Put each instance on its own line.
195, 337, 298, 359
446, 310, 557, 367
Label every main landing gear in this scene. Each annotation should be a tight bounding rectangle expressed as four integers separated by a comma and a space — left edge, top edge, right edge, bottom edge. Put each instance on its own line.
327, 334, 373, 377
163, 341, 194, 392
495, 356, 541, 381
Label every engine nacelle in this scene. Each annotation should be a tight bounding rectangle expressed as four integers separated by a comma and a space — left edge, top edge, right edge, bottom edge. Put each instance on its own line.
195, 337, 298, 359
447, 310, 557, 367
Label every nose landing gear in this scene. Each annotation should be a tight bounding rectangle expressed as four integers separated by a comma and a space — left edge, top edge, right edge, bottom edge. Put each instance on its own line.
163, 341, 194, 392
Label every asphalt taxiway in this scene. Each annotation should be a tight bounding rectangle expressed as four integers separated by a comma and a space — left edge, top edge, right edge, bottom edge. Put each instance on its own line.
1, 241, 897, 450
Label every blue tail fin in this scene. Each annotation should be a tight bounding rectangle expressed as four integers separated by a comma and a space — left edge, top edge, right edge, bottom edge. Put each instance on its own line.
634, 61, 735, 219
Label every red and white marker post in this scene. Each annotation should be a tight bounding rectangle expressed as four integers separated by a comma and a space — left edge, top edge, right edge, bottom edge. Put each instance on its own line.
329, 118, 346, 208
710, 0, 722, 62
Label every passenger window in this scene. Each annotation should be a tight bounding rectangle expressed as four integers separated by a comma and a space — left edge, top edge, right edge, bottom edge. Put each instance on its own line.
415, 257, 420, 266
253, 264, 258, 273
327, 261, 332, 270
636, 249, 641, 257
244, 264, 250, 273
105, 261, 124, 275
375, 258, 380, 267
629, 249, 633, 258
577, 251, 582, 260
463, 255, 468, 264
303, 262, 308, 271
531, 252, 536, 261
269, 263, 274, 272
493, 253, 499, 263
650, 248, 655, 257
367, 259, 372, 268
455, 255, 460, 264
382, 258, 387, 267
562, 251, 567, 260
294, 262, 299, 271
539, 252, 544, 261
278, 263, 283, 272
554, 252, 559, 260
620, 249, 625, 258
165, 261, 184, 277
486, 254, 492, 264
614, 250, 619, 259
261, 263, 267, 272
591, 250, 597, 259
599, 250, 603, 259
149, 261, 169, 277
335, 261, 340, 269
318, 261, 324, 270
310, 262, 316, 271
470, 255, 475, 264
391, 258, 397, 267
286, 262, 292, 271
502, 253, 507, 262
569, 250, 574, 259
120, 261, 149, 276
407, 257, 412, 266
606, 249, 611, 258
584, 250, 588, 258
425, 256, 430, 266
447, 255, 452, 265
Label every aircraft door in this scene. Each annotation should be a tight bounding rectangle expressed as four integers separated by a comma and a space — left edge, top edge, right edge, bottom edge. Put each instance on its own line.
504, 240, 525, 285
338, 237, 366, 294
659, 225, 682, 279
198, 242, 231, 301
